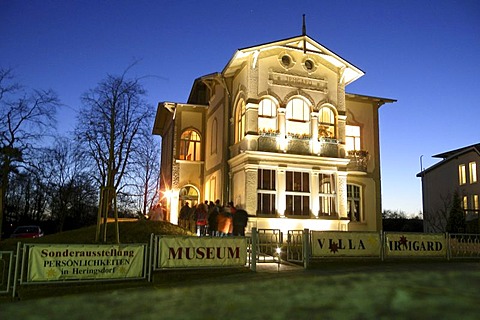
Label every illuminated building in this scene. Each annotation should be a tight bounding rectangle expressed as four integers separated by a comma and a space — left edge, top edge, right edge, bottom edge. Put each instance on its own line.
153, 29, 395, 234
418, 144, 480, 232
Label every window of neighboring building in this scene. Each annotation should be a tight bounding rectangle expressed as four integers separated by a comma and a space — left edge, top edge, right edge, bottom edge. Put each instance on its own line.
469, 162, 477, 184
319, 173, 336, 216
258, 98, 277, 133
179, 129, 201, 161
347, 184, 362, 222
235, 99, 246, 142
459, 164, 467, 185
285, 171, 310, 216
211, 118, 218, 155
462, 195, 468, 210
318, 106, 335, 139
345, 125, 361, 151
257, 169, 276, 215
286, 98, 310, 136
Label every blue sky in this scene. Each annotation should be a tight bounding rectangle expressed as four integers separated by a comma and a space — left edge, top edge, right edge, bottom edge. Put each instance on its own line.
1, 0, 479, 215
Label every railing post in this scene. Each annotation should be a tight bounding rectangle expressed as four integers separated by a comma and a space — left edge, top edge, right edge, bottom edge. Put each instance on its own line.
303, 228, 310, 269
251, 227, 257, 272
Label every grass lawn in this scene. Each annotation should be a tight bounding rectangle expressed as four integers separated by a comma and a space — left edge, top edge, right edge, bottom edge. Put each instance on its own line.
1, 221, 480, 319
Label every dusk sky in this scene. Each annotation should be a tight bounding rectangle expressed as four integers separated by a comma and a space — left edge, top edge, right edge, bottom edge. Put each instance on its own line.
1, 1, 479, 215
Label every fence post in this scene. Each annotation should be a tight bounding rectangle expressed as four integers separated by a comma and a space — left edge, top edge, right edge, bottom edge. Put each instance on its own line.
446, 233, 451, 261
303, 228, 310, 269
251, 227, 257, 272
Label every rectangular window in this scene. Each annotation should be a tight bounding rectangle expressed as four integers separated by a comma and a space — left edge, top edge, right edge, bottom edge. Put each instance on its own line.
462, 196, 468, 210
347, 184, 361, 222
469, 162, 477, 183
474, 195, 479, 211
345, 125, 361, 151
257, 169, 276, 215
319, 173, 336, 216
459, 164, 466, 185
285, 171, 310, 216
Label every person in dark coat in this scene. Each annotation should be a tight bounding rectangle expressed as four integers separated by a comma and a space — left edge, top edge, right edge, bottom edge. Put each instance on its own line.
207, 200, 220, 236
232, 209, 248, 236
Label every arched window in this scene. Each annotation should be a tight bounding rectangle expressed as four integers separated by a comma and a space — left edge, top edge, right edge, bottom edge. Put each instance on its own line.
286, 98, 310, 137
179, 129, 201, 161
235, 99, 246, 142
318, 106, 335, 139
258, 98, 277, 133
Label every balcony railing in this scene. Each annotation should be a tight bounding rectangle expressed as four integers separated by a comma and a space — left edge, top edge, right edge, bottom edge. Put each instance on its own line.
347, 150, 369, 172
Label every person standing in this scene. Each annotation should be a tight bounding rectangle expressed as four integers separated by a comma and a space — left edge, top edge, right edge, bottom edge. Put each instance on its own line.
195, 202, 208, 236
232, 208, 249, 236
208, 200, 219, 236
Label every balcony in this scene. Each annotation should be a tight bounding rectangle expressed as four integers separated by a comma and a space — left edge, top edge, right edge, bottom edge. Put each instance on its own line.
347, 150, 369, 172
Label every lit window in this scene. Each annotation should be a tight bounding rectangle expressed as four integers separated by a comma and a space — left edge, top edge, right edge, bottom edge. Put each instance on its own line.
345, 125, 361, 151
459, 164, 467, 185
235, 100, 246, 142
474, 195, 479, 211
469, 162, 477, 183
257, 169, 276, 215
318, 107, 335, 138
286, 98, 310, 136
462, 196, 468, 210
285, 171, 310, 216
258, 98, 277, 133
347, 184, 362, 222
319, 173, 336, 216
179, 130, 201, 161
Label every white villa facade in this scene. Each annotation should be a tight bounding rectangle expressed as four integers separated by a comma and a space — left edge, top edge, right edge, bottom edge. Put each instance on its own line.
153, 31, 395, 234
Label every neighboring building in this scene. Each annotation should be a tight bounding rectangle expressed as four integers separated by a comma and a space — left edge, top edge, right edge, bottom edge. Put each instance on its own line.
418, 144, 480, 233
153, 30, 395, 234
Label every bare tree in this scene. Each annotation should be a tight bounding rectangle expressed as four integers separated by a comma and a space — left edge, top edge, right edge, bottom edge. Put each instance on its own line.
0, 67, 59, 238
75, 68, 152, 242
131, 131, 160, 216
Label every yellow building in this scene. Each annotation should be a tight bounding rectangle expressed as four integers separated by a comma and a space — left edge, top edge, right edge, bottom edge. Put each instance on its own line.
153, 31, 395, 234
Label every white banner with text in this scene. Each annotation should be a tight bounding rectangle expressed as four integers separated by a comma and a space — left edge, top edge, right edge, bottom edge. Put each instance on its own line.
27, 244, 146, 282
384, 233, 446, 258
157, 236, 247, 269
311, 231, 382, 257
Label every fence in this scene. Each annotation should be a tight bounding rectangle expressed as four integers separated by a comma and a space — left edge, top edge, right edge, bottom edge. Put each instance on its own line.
3, 230, 480, 299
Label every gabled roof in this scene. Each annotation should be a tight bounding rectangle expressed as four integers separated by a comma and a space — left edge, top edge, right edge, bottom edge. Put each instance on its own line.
416, 143, 480, 177
432, 143, 480, 159
222, 34, 364, 85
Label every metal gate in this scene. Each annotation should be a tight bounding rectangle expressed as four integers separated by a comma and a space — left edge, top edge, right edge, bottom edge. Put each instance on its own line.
286, 230, 304, 263
0, 251, 14, 294
256, 229, 282, 263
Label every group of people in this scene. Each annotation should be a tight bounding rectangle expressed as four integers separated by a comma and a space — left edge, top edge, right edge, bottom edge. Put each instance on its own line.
179, 200, 249, 237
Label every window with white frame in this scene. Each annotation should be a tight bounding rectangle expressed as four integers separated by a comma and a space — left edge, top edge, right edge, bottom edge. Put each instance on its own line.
318, 106, 335, 139
285, 171, 310, 216
258, 98, 277, 134
469, 162, 477, 184
319, 173, 336, 216
459, 164, 467, 185
257, 169, 276, 215
347, 184, 362, 222
179, 129, 201, 161
345, 125, 361, 151
286, 98, 310, 137
235, 99, 246, 142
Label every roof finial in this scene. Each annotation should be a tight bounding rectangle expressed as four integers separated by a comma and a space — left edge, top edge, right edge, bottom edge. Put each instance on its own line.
302, 14, 306, 36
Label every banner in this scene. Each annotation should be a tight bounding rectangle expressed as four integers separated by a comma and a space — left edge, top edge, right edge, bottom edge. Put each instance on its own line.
311, 231, 381, 257
27, 244, 145, 282
157, 236, 247, 268
384, 233, 446, 257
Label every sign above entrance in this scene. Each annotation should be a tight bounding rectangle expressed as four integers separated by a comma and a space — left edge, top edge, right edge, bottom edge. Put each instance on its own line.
268, 70, 328, 93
